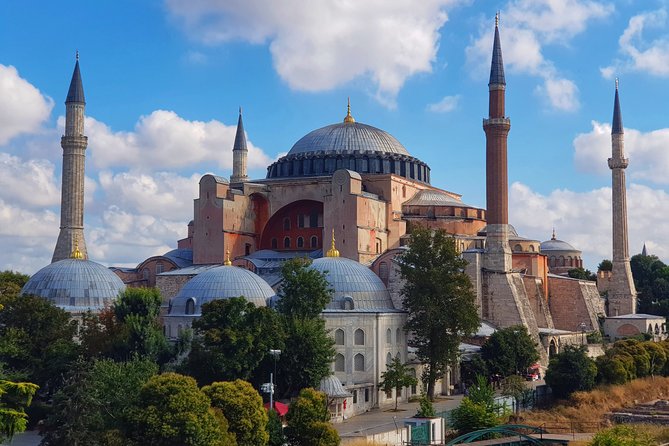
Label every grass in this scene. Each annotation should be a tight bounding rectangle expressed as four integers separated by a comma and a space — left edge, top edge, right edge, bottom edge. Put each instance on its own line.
515, 377, 669, 432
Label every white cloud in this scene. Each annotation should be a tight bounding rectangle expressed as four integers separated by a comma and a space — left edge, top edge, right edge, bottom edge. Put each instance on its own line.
427, 95, 460, 113
0, 65, 53, 145
0, 153, 60, 208
602, 8, 669, 78
466, 0, 612, 111
573, 121, 669, 184
165, 0, 462, 107
510, 182, 669, 268
84, 110, 272, 170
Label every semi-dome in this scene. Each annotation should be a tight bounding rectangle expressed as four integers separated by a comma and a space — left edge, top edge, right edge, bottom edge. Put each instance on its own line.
168, 264, 274, 316
21, 258, 125, 312
266, 105, 430, 184
309, 256, 395, 311
288, 122, 410, 156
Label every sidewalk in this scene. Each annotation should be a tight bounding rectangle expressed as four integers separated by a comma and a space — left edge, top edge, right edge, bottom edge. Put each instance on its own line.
335, 394, 465, 439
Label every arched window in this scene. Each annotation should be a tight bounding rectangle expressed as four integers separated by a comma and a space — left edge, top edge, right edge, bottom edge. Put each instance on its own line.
386, 352, 392, 365
375, 238, 382, 254
271, 238, 278, 249
310, 236, 318, 248
335, 329, 345, 345
354, 329, 365, 345
386, 328, 392, 344
396, 328, 402, 344
396, 351, 402, 361
342, 297, 354, 310
297, 237, 304, 248
354, 354, 365, 372
335, 354, 345, 372
379, 262, 388, 280
156, 263, 164, 274
529, 245, 535, 252
284, 237, 291, 248
185, 298, 196, 315
514, 244, 522, 252
283, 217, 291, 230
143, 269, 149, 280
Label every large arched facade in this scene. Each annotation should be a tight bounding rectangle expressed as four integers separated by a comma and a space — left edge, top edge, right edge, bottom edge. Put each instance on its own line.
259, 200, 324, 251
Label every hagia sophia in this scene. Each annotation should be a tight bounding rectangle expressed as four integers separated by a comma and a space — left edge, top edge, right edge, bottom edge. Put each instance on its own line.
20, 18, 661, 419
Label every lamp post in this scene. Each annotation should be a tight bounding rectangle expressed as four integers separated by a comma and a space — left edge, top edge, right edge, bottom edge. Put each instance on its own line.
579, 322, 587, 346
269, 349, 281, 412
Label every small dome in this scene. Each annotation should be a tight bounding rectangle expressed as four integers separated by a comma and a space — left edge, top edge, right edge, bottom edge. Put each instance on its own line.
168, 265, 274, 316
310, 257, 394, 310
404, 189, 472, 207
319, 375, 351, 398
21, 258, 125, 312
540, 238, 579, 252
288, 122, 409, 156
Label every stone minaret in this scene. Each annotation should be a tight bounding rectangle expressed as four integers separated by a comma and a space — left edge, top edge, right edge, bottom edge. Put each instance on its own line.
483, 13, 512, 272
52, 54, 88, 262
230, 107, 248, 183
607, 80, 637, 315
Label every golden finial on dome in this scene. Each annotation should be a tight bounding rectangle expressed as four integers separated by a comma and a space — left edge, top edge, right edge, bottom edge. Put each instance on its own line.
326, 229, 340, 257
343, 97, 355, 124
224, 249, 232, 266
71, 234, 84, 259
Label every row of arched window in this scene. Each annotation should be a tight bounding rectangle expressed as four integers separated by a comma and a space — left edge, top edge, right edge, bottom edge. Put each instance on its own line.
334, 353, 365, 372
548, 256, 582, 268
334, 328, 365, 345
270, 236, 319, 249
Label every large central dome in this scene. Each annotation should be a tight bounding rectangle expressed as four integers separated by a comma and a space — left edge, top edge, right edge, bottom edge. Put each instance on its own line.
266, 106, 430, 184
287, 122, 410, 156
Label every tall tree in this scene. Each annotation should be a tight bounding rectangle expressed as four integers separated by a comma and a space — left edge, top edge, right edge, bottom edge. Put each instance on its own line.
0, 378, 38, 442
128, 373, 235, 446
545, 345, 597, 399
276, 258, 332, 319
285, 388, 339, 446
186, 297, 283, 386
480, 325, 539, 377
399, 226, 480, 398
203, 380, 268, 446
379, 357, 418, 411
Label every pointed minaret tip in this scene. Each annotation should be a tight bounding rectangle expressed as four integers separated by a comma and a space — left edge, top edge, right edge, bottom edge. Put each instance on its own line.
642, 243, 648, 257
612, 78, 623, 134
489, 13, 506, 87
232, 108, 247, 152
551, 227, 556, 240
66, 53, 85, 104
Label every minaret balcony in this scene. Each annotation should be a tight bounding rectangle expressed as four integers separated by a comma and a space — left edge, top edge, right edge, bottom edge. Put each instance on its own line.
483, 117, 511, 128
608, 157, 629, 169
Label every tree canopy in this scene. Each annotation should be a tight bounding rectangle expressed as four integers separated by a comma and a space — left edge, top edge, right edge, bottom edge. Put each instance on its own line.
480, 325, 539, 378
276, 258, 332, 319
379, 356, 418, 411
545, 345, 597, 399
285, 388, 339, 446
399, 226, 480, 398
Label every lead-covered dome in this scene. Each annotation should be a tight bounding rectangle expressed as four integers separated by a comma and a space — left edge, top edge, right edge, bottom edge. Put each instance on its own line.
288, 122, 409, 156
540, 238, 578, 252
21, 258, 125, 312
309, 257, 395, 311
168, 265, 274, 316
266, 107, 430, 184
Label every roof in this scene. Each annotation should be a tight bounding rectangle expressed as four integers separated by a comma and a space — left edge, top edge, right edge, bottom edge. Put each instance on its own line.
167, 265, 275, 315
607, 313, 666, 320
287, 121, 410, 156
66, 59, 85, 104
489, 22, 506, 87
21, 258, 124, 312
159, 264, 221, 276
403, 189, 471, 207
162, 248, 193, 269
309, 256, 395, 310
233, 109, 247, 152
319, 375, 351, 398
612, 83, 623, 134
540, 238, 579, 253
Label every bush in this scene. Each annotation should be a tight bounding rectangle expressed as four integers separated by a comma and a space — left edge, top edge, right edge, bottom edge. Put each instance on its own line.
545, 346, 596, 399
590, 424, 653, 446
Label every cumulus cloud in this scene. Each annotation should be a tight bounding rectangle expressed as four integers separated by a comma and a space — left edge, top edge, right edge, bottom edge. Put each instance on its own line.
165, 0, 462, 107
0, 153, 60, 208
602, 8, 669, 78
573, 121, 669, 184
84, 111, 272, 170
0, 65, 53, 145
466, 0, 612, 111
427, 95, 460, 113
510, 182, 669, 268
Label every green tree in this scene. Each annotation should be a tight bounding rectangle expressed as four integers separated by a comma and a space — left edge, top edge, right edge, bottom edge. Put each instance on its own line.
399, 227, 480, 398
202, 380, 268, 446
597, 260, 613, 272
129, 372, 235, 446
41, 357, 158, 446
500, 375, 534, 413
416, 392, 436, 417
590, 424, 653, 446
186, 297, 283, 385
379, 357, 418, 410
450, 376, 503, 434
568, 267, 596, 281
480, 325, 539, 378
0, 379, 38, 442
285, 388, 339, 446
0, 271, 29, 299
545, 345, 597, 399
276, 258, 332, 319
0, 294, 78, 395
267, 409, 285, 446
596, 354, 630, 385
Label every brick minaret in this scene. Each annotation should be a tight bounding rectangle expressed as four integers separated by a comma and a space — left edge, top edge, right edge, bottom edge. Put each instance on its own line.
230, 107, 249, 183
483, 13, 512, 272
52, 54, 88, 262
607, 80, 637, 315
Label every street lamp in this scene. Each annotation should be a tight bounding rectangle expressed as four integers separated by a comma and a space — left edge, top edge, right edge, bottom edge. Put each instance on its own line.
268, 349, 281, 411
579, 322, 587, 345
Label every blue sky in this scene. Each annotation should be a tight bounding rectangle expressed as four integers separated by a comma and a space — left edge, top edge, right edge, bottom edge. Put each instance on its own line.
2, 0, 669, 274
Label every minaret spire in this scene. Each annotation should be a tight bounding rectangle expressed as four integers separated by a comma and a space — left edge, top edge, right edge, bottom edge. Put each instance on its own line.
230, 107, 249, 183
607, 80, 637, 315
483, 14, 512, 271
52, 54, 89, 262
